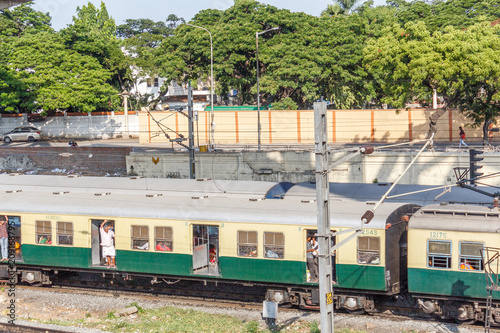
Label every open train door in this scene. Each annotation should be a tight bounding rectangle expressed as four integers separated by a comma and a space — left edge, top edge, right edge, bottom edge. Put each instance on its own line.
305, 229, 336, 283
192, 225, 220, 276
90, 219, 102, 266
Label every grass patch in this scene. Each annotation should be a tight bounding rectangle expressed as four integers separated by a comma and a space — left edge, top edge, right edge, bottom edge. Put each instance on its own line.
32, 305, 369, 333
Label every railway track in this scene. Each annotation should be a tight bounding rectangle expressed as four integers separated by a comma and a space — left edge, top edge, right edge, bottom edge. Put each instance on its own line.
15, 284, 500, 332
0, 322, 70, 332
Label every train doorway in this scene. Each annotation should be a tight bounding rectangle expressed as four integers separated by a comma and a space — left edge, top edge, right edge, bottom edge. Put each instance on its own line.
90, 219, 115, 267
192, 225, 219, 276
305, 229, 336, 283
7, 216, 22, 262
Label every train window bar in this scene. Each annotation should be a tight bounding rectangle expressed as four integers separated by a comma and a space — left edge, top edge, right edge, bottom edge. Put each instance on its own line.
36, 220, 52, 245
459, 242, 484, 271
357, 236, 380, 265
238, 230, 258, 257
428, 240, 452, 269
131, 225, 149, 251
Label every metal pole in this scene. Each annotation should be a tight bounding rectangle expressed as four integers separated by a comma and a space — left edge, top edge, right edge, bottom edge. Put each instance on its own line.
314, 101, 334, 333
209, 32, 214, 150
256, 27, 279, 152
256, 31, 261, 151
185, 23, 214, 149
188, 83, 195, 179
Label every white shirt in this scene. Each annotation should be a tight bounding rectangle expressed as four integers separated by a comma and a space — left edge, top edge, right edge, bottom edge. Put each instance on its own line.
100, 227, 115, 247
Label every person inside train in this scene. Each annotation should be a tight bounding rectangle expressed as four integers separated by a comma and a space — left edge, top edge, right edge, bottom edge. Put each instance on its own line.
306, 235, 319, 282
155, 241, 171, 251
134, 241, 149, 250
39, 235, 51, 244
100, 220, 116, 269
460, 259, 475, 270
209, 245, 217, 263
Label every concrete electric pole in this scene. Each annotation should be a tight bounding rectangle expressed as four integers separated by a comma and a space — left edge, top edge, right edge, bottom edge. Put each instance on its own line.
187, 84, 195, 179
314, 101, 335, 332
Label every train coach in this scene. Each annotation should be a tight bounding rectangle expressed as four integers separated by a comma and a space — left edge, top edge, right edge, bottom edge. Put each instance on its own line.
0, 175, 416, 313
407, 203, 500, 325
0, 174, 497, 324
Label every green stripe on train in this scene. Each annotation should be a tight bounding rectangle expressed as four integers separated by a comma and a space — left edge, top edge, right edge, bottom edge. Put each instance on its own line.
337, 264, 386, 291
408, 268, 500, 300
21, 245, 386, 291
22, 244, 90, 268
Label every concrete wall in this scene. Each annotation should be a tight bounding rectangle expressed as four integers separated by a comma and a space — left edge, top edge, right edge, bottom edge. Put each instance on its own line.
0, 113, 139, 140
0, 147, 132, 174
126, 150, 499, 186
139, 108, 493, 145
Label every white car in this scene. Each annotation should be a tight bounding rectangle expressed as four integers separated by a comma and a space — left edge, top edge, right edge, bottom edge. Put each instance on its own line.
2, 127, 41, 143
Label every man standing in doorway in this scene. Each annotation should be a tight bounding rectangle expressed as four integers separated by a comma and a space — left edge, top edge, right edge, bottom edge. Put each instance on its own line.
306, 235, 319, 282
100, 220, 115, 269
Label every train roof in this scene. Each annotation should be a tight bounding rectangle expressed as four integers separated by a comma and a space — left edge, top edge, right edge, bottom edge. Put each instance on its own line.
0, 180, 412, 229
285, 182, 498, 206
0, 175, 496, 206
0, 174, 280, 199
409, 204, 500, 233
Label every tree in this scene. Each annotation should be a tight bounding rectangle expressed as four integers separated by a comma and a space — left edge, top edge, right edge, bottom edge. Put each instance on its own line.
322, 0, 364, 17
156, 0, 374, 108
117, 17, 184, 110
0, 4, 52, 38
364, 20, 500, 141
62, 1, 128, 90
9, 31, 119, 113
388, 0, 500, 32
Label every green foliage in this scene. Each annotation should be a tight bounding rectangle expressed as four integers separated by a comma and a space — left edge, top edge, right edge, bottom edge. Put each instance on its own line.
62, 1, 128, 91
365, 20, 500, 131
0, 4, 52, 38
157, 0, 382, 109
389, 0, 500, 32
9, 31, 118, 113
270, 98, 298, 110
309, 320, 321, 333
117, 17, 183, 109
245, 320, 260, 333
129, 302, 144, 314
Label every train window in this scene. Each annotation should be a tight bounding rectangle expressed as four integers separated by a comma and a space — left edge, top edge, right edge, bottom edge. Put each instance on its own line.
57, 222, 73, 245
264, 232, 284, 259
36, 221, 52, 245
131, 225, 149, 250
459, 242, 484, 271
357, 236, 380, 264
428, 240, 451, 269
154, 227, 173, 251
238, 231, 257, 257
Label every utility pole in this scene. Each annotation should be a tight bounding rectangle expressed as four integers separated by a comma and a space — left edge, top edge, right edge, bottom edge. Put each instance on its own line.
314, 101, 335, 333
188, 83, 195, 179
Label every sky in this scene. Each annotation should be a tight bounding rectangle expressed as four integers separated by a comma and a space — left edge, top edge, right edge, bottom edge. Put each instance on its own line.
31, 0, 388, 31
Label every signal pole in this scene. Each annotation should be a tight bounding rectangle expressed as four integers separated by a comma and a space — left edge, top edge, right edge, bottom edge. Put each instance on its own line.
187, 84, 195, 179
469, 149, 484, 186
314, 101, 335, 333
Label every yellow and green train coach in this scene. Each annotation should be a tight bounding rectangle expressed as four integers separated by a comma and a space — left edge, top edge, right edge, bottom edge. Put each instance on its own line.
408, 204, 500, 324
0, 175, 416, 312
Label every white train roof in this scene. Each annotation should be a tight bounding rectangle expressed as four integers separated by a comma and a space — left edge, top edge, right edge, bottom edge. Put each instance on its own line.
286, 182, 498, 205
409, 204, 500, 233
0, 179, 413, 229
0, 174, 278, 199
